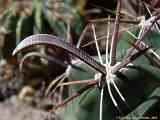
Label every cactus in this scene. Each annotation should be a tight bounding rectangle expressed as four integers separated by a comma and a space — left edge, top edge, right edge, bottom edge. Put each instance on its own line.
0, 0, 159, 120
12, 12, 160, 120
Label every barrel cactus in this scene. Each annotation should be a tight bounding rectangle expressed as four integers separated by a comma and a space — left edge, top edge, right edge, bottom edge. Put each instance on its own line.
12, 0, 160, 120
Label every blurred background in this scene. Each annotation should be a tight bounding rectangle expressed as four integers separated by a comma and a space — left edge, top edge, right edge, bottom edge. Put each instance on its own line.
0, 0, 159, 120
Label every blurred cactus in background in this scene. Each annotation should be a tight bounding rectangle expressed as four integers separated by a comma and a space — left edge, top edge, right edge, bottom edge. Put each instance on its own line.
0, 0, 84, 59
0, 0, 85, 108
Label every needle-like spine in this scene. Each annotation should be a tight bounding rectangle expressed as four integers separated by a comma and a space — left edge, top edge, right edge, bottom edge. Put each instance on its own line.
99, 87, 104, 120
105, 16, 120, 110
92, 23, 104, 120
144, 2, 160, 33
92, 24, 103, 64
